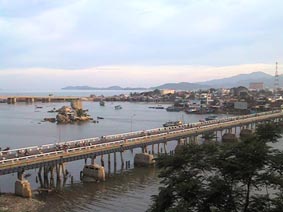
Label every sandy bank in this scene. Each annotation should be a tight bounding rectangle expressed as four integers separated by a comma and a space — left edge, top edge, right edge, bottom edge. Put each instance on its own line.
0, 193, 45, 212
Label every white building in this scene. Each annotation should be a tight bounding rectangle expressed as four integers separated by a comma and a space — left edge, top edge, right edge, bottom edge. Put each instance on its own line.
160, 89, 175, 95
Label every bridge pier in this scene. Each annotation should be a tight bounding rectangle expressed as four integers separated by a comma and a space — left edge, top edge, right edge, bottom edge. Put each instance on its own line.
134, 153, 155, 167
17, 170, 24, 180
7, 97, 17, 104
100, 155, 105, 167
50, 166, 55, 188
25, 98, 34, 103
114, 152, 117, 172
120, 151, 124, 168
15, 169, 32, 198
42, 97, 51, 103
91, 156, 96, 165
164, 142, 167, 154
175, 138, 186, 154
108, 154, 111, 176
151, 144, 154, 154
37, 167, 43, 187
43, 166, 49, 188
81, 163, 105, 182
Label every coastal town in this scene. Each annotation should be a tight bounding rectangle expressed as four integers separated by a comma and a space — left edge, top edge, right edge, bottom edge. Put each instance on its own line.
96, 83, 280, 115
1, 83, 282, 118
64, 83, 283, 115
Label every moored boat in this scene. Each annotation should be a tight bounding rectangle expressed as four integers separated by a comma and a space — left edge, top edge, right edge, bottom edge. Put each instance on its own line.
205, 115, 218, 121
166, 106, 182, 112
99, 100, 105, 106
114, 105, 122, 110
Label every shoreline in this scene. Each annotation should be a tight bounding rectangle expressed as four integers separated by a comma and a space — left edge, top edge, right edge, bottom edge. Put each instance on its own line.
0, 193, 45, 212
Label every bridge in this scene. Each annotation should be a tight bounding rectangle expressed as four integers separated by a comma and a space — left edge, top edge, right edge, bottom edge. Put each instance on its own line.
0, 95, 85, 104
1, 110, 283, 197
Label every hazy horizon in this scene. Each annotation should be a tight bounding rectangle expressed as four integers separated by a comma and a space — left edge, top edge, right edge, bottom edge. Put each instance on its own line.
0, 0, 282, 89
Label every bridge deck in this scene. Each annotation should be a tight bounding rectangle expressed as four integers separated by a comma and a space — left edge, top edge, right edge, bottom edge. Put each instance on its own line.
1, 111, 282, 175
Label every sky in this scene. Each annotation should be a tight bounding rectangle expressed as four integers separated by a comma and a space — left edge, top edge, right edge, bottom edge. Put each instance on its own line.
0, 0, 282, 90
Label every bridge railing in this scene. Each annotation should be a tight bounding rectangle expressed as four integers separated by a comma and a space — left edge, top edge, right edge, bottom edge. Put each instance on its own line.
0, 110, 282, 164
0, 139, 126, 165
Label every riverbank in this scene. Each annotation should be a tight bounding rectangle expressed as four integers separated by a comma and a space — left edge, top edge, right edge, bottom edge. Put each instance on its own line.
0, 193, 45, 212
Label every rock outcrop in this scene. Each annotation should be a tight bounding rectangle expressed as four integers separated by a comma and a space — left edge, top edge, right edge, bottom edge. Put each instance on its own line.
55, 106, 91, 124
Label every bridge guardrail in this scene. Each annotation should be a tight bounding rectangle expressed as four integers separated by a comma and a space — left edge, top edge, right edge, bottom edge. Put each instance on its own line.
1, 110, 282, 167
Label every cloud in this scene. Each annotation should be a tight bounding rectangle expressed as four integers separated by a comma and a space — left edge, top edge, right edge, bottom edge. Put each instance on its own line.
0, 0, 282, 70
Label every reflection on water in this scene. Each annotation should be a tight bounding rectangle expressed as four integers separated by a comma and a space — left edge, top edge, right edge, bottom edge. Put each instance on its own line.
39, 167, 159, 212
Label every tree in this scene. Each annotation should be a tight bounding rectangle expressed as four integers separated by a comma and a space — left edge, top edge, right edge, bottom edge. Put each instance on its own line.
148, 123, 283, 212
76, 109, 85, 117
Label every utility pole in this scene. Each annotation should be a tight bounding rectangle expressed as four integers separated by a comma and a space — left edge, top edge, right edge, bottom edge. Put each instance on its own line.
274, 62, 279, 98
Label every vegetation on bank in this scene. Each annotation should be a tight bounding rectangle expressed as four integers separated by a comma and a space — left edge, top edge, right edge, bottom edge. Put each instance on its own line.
148, 123, 283, 212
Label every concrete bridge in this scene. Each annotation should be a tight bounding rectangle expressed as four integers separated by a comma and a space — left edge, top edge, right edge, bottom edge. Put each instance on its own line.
1, 110, 283, 197
0, 95, 84, 104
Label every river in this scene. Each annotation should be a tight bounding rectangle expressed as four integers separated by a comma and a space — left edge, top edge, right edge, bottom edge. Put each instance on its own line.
0, 90, 228, 212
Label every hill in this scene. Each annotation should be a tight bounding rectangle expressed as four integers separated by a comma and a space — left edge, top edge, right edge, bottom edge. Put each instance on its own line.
62, 86, 146, 90
62, 71, 278, 91
151, 82, 208, 90
198, 71, 273, 88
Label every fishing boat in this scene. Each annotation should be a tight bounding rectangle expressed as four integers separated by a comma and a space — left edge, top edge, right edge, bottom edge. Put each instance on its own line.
114, 105, 122, 110
205, 115, 218, 121
149, 105, 165, 109
163, 120, 183, 127
99, 100, 105, 106
166, 106, 182, 112
185, 107, 198, 113
155, 105, 165, 109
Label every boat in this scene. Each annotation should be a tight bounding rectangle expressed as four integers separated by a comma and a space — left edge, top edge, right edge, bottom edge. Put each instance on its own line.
185, 107, 198, 113
166, 106, 182, 112
97, 116, 104, 119
99, 100, 105, 106
155, 105, 165, 109
35, 105, 43, 109
114, 105, 122, 110
163, 120, 183, 127
205, 115, 218, 121
149, 105, 165, 109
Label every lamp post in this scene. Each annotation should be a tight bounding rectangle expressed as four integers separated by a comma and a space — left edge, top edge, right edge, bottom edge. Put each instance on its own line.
131, 114, 136, 132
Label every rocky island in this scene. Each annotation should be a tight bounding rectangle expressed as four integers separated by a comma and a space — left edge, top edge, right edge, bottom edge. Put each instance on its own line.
44, 100, 92, 124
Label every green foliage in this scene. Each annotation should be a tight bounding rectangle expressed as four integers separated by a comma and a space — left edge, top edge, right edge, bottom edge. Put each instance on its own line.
148, 124, 283, 212
255, 123, 282, 143
76, 109, 85, 117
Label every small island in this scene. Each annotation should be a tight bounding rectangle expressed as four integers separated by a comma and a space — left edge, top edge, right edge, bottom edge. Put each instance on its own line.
44, 100, 92, 124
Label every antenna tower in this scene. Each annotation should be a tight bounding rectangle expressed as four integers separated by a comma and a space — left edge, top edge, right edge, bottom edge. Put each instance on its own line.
274, 62, 279, 96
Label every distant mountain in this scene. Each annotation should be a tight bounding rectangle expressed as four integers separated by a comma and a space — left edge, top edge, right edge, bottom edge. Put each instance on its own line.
198, 71, 273, 88
151, 82, 209, 90
62, 72, 278, 91
62, 85, 146, 90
